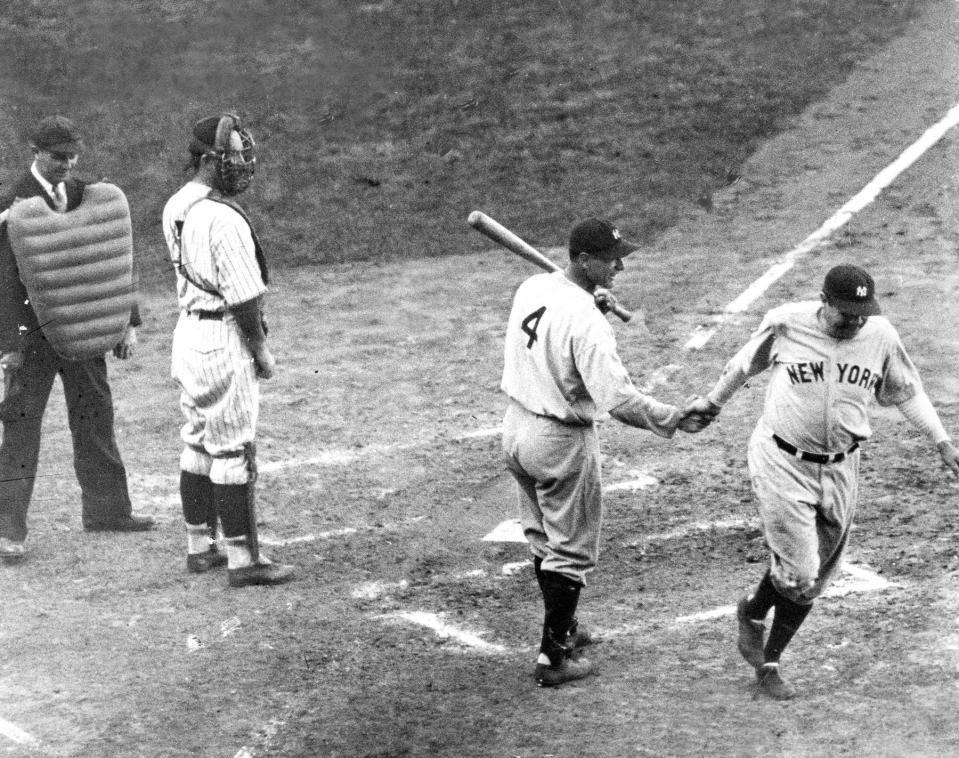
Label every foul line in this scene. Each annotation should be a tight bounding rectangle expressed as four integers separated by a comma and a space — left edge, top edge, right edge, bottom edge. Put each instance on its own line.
0, 717, 39, 748
684, 100, 959, 351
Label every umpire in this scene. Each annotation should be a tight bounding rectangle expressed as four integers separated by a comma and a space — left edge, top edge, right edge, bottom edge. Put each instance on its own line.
0, 115, 154, 564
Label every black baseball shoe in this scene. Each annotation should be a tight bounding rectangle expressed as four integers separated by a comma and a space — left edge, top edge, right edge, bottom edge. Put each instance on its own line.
84, 514, 157, 532
187, 547, 228, 573
228, 559, 295, 588
736, 596, 766, 669
756, 663, 796, 700
534, 655, 596, 687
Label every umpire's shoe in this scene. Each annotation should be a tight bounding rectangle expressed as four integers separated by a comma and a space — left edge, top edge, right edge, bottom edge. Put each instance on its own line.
84, 513, 157, 532
736, 596, 766, 669
534, 654, 596, 687
756, 663, 796, 700
228, 559, 295, 588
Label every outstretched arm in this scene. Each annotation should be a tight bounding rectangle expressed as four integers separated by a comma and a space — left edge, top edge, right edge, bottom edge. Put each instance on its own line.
897, 392, 959, 477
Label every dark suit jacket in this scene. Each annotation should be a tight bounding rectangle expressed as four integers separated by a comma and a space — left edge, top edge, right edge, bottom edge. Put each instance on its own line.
0, 172, 140, 353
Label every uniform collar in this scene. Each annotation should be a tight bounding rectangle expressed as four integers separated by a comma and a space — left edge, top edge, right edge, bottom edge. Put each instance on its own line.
30, 161, 60, 198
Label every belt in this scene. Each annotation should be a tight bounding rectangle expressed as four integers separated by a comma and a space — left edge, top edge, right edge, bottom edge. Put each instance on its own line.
186, 310, 224, 321
773, 434, 859, 464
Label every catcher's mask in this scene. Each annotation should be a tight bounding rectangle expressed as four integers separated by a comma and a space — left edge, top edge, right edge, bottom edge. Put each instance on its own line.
204, 114, 255, 196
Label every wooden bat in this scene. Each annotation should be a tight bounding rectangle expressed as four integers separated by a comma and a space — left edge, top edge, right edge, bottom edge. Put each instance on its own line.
467, 210, 632, 322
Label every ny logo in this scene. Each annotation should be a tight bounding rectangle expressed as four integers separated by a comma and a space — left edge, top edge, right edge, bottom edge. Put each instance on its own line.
856, 286, 868, 297
612, 228, 621, 240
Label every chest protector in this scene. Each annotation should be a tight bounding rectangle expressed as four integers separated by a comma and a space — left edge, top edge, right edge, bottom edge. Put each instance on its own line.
6, 182, 134, 360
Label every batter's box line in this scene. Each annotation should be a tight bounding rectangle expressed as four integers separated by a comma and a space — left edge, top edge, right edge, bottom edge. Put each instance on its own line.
259, 515, 427, 547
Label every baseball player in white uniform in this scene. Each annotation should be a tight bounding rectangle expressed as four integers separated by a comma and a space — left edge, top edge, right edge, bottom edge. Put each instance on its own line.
162, 113, 293, 588
690, 264, 959, 699
501, 218, 709, 687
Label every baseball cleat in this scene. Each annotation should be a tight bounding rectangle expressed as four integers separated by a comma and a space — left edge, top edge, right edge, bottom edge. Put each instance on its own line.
756, 663, 796, 700
534, 655, 596, 687
736, 596, 766, 669
228, 559, 295, 588
187, 547, 228, 573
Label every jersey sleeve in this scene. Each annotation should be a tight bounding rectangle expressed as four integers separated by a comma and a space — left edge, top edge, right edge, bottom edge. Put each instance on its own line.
572, 318, 643, 413
210, 208, 268, 306
707, 312, 778, 406
875, 325, 922, 407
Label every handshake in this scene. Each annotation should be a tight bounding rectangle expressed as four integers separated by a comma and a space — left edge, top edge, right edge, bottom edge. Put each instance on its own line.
676, 395, 721, 434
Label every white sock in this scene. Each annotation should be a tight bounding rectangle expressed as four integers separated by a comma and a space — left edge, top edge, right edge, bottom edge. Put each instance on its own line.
537, 653, 551, 666
186, 525, 211, 555
224, 538, 253, 569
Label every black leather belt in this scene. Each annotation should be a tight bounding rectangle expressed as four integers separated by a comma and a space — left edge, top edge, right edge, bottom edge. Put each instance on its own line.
773, 434, 859, 464
186, 310, 224, 321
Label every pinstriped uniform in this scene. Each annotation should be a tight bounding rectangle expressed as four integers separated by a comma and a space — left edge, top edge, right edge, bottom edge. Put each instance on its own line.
162, 181, 266, 485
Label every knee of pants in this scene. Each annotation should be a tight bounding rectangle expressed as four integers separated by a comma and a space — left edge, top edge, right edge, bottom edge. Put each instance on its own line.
180, 447, 212, 477
210, 455, 250, 485
770, 559, 818, 603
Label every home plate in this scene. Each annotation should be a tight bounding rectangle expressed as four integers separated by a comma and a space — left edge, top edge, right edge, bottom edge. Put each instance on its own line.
483, 518, 526, 542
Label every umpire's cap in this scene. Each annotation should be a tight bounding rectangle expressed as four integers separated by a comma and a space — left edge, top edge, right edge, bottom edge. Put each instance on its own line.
823, 264, 881, 316
30, 115, 83, 154
569, 218, 638, 260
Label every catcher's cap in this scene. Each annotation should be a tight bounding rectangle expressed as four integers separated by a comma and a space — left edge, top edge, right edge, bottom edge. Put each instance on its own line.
189, 116, 222, 156
30, 115, 83, 154
822, 264, 881, 316
569, 218, 638, 260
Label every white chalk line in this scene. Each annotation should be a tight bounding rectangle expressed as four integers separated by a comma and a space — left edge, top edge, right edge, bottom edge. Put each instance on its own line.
683, 99, 959, 352
376, 611, 508, 654
259, 516, 426, 548
0, 716, 40, 747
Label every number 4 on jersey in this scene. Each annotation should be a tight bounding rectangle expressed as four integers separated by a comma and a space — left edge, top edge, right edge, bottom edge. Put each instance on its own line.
521, 306, 546, 348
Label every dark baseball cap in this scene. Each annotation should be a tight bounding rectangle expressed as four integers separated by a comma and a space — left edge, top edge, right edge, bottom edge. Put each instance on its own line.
189, 115, 222, 155
569, 218, 638, 260
822, 264, 881, 316
30, 115, 83, 154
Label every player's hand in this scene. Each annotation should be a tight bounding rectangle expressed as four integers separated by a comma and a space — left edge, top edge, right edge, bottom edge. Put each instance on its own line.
684, 395, 721, 419
677, 411, 710, 433
112, 325, 137, 360
676, 396, 720, 434
593, 288, 617, 315
253, 344, 276, 380
937, 440, 959, 478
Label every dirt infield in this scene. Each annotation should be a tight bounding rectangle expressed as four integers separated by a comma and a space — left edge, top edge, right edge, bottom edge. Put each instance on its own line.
3, 2, 959, 757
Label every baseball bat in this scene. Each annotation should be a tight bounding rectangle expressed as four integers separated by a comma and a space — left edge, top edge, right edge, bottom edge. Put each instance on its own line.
467, 211, 632, 322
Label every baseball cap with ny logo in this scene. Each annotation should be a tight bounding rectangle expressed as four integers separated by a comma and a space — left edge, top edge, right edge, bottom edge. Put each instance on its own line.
823, 264, 881, 316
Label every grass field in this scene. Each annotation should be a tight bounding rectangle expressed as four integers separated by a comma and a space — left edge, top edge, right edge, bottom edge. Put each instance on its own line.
0, 0, 922, 271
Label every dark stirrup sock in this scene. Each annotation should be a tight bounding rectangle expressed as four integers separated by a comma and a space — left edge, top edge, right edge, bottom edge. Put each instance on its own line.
744, 570, 780, 620
765, 596, 813, 663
